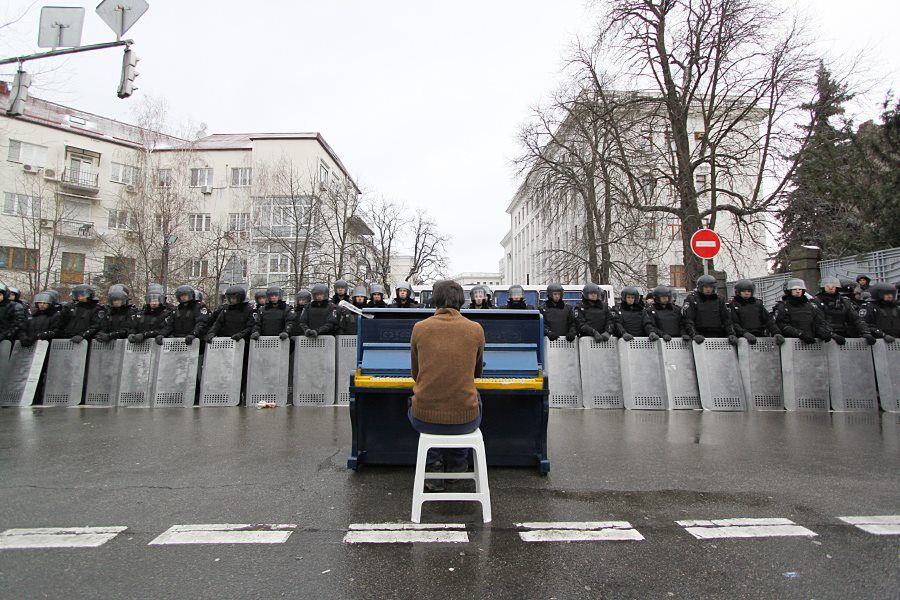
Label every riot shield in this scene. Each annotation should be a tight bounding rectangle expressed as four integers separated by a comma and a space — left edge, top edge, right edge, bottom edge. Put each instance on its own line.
618, 337, 666, 410
692, 338, 746, 411
292, 335, 336, 406
84, 339, 126, 406
737, 338, 784, 410
826, 338, 878, 412
117, 339, 159, 407
545, 338, 583, 408
0, 341, 49, 407
42, 338, 88, 406
578, 337, 622, 409
199, 338, 245, 407
872, 339, 899, 413
659, 338, 701, 410
335, 335, 358, 405
780, 338, 829, 411
153, 338, 200, 407
246, 336, 289, 406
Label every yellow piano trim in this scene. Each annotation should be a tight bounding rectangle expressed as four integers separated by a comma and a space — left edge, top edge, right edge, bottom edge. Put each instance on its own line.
353, 370, 544, 391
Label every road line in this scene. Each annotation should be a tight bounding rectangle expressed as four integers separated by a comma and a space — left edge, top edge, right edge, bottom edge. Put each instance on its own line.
344, 522, 468, 543
517, 521, 643, 542
517, 521, 635, 530
148, 524, 295, 545
0, 526, 127, 549
349, 523, 465, 531
676, 518, 817, 539
837, 516, 900, 535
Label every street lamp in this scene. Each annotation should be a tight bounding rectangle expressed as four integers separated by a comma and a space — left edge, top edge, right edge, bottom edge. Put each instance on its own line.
161, 233, 178, 299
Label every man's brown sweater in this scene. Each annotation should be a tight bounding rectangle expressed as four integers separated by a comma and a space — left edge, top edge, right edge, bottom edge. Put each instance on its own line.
410, 308, 485, 424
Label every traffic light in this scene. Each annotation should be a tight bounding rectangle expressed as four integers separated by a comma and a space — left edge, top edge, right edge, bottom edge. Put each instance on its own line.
7, 68, 32, 116
117, 47, 139, 99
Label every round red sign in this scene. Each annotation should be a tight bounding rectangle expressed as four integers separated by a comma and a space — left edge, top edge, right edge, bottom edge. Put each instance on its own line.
690, 228, 721, 260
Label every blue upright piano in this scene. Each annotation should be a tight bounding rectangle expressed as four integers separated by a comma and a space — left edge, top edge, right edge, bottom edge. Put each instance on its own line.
348, 308, 550, 473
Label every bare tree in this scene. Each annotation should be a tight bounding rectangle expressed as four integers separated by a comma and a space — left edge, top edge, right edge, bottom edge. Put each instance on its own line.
404, 208, 449, 284
317, 176, 370, 284
361, 198, 407, 290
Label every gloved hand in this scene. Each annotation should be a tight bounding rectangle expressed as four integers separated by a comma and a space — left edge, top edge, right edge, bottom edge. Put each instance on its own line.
593, 331, 604, 343
693, 335, 704, 344
547, 333, 559, 341
144, 331, 157, 339
599, 332, 611, 342
155, 335, 165, 345
184, 335, 194, 345
38, 331, 54, 340
662, 334, 672, 342
231, 333, 244, 341
862, 334, 876, 346
250, 332, 261, 340
743, 332, 757, 344
97, 332, 110, 343
133, 333, 145, 344
279, 332, 289, 340
648, 332, 659, 342
885, 335, 896, 344
832, 334, 846, 346
565, 332, 577, 343
681, 334, 692, 342
71, 335, 83, 344
821, 335, 832, 343
774, 334, 786, 345
799, 333, 815, 344
205, 333, 216, 343
21, 338, 34, 348
728, 335, 739, 346
305, 329, 318, 339
622, 333, 634, 342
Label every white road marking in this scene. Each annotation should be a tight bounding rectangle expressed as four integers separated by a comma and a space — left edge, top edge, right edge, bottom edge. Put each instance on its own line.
344, 523, 468, 544
0, 526, 127, 549
838, 516, 900, 535
676, 518, 817, 539
516, 521, 644, 542
148, 524, 296, 545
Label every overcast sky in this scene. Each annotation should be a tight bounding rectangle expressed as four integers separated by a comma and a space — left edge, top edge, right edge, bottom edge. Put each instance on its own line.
2, 0, 898, 276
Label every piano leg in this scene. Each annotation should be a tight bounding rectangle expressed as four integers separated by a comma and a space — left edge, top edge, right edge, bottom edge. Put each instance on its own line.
347, 391, 360, 470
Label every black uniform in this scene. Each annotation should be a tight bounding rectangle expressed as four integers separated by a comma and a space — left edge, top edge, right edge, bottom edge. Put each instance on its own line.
130, 304, 172, 339
0, 297, 27, 341
504, 299, 535, 310
863, 299, 899, 339
56, 299, 105, 340
253, 300, 295, 337
98, 304, 137, 340
331, 293, 350, 306
18, 305, 60, 346
391, 297, 420, 309
163, 300, 210, 338
366, 298, 388, 308
814, 291, 869, 338
774, 295, 832, 341
682, 292, 735, 338
611, 299, 646, 338
643, 301, 686, 338
208, 302, 255, 340
337, 300, 368, 336
298, 300, 338, 335
728, 296, 780, 337
541, 298, 576, 341
574, 298, 614, 338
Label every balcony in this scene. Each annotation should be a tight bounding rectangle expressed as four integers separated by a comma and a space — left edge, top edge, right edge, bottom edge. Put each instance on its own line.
54, 219, 96, 240
59, 168, 100, 196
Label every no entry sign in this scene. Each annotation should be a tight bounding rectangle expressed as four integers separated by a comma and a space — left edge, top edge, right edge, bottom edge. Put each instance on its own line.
690, 228, 721, 260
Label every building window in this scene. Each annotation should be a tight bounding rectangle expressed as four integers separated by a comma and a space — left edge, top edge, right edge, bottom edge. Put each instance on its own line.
231, 167, 252, 187
156, 168, 173, 188
668, 219, 682, 241
0, 246, 39, 270
228, 212, 250, 232
60, 252, 85, 284
670, 264, 686, 289
107, 209, 130, 230
3, 192, 41, 217
257, 251, 290, 275
640, 173, 656, 196
319, 163, 329, 186
103, 256, 134, 280
7, 140, 48, 167
188, 213, 211, 232
190, 259, 209, 278
190, 168, 213, 187
646, 264, 658, 288
110, 162, 139, 185
645, 216, 657, 240
695, 173, 707, 193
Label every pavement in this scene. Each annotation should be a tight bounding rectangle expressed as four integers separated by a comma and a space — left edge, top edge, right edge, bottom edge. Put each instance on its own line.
0, 406, 898, 599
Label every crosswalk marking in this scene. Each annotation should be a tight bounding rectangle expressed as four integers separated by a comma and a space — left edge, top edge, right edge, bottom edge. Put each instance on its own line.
0, 526, 127, 549
837, 516, 900, 535
516, 521, 644, 542
676, 518, 817, 539
148, 524, 296, 545
344, 523, 468, 544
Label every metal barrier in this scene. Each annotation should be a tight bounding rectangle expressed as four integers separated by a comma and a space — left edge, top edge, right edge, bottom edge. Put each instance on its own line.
826, 339, 878, 412
872, 340, 900, 413
335, 335, 357, 405
737, 338, 784, 410
578, 337, 623, 409
42, 339, 88, 406
0, 339, 10, 375
660, 338, 701, 410
618, 337, 666, 410
545, 338, 583, 408
199, 338, 245, 407
153, 338, 200, 408
117, 340, 159, 407
780, 338, 830, 411
692, 339, 746, 411
292, 335, 335, 406
84, 339, 126, 406
246, 337, 289, 406
0, 341, 48, 407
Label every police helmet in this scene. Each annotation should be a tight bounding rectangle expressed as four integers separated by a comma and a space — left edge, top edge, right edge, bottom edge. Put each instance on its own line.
175, 285, 196, 302
109, 283, 130, 297
108, 289, 128, 305
820, 276, 841, 289
0, 283, 6, 296
34, 291, 54, 306
109, 284, 130, 301
266, 285, 284, 301
8, 286, 21, 300
395, 282, 412, 294
695, 275, 717, 293
72, 284, 95, 301
224, 285, 247, 303
871, 283, 895, 302
194, 288, 205, 302
582, 283, 602, 300
733, 279, 754, 295
470, 285, 488, 302
334, 279, 350, 293
508, 284, 525, 299
653, 285, 673, 303
311, 283, 329, 298
351, 285, 368, 300
621, 285, 641, 300
296, 289, 312, 304
370, 283, 385, 297
784, 278, 807, 293
45, 289, 61, 304
547, 283, 563, 295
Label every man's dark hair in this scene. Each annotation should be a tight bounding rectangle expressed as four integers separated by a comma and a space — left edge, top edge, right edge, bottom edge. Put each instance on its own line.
431, 280, 464, 310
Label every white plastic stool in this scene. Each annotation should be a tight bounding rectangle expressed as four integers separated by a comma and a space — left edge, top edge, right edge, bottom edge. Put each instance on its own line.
411, 428, 491, 523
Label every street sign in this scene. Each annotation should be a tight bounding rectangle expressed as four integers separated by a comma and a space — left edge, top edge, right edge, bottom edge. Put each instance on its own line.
38, 7, 86, 49
96, 0, 149, 39
690, 228, 721, 260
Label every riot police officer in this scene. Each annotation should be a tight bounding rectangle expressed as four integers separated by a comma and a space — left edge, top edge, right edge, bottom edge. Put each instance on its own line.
504, 285, 534, 310
863, 283, 899, 343
7, 286, 30, 316
774, 279, 832, 343
541, 283, 576, 341
338, 285, 368, 335
0, 283, 27, 342
332, 279, 351, 306
467, 285, 493, 309
206, 285, 255, 342
611, 285, 645, 340
253, 290, 267, 312
18, 291, 60, 347
856, 274, 871, 294
815, 276, 874, 345
96, 286, 136, 342
299, 283, 338, 337
682, 275, 737, 345
251, 285, 294, 340
295, 289, 312, 313
367, 284, 388, 308
575, 283, 613, 342
391, 282, 420, 308
644, 285, 688, 342
727, 279, 784, 345
129, 284, 172, 345
56, 284, 104, 343
162, 285, 209, 344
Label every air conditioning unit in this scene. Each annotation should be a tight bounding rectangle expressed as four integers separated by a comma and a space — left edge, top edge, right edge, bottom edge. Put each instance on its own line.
43, 168, 58, 181
201, 185, 213, 194
125, 184, 137, 193
40, 218, 52, 229
23, 164, 39, 174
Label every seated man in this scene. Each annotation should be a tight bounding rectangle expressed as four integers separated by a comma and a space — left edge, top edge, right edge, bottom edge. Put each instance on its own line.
408, 280, 485, 492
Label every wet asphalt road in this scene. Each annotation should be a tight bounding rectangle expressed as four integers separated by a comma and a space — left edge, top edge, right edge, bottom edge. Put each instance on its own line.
0, 406, 898, 600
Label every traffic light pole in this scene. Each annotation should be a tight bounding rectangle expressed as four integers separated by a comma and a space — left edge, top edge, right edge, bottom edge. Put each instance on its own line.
0, 39, 133, 67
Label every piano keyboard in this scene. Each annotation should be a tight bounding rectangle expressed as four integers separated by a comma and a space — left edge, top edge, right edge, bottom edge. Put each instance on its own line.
354, 372, 544, 391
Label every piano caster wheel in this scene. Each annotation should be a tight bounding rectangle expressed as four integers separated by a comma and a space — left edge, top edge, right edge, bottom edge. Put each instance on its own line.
347, 457, 359, 470
539, 460, 550, 475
